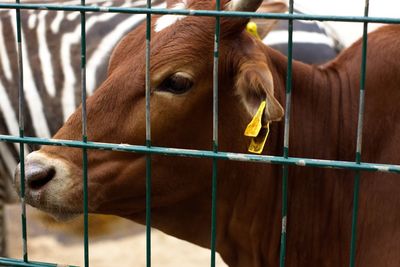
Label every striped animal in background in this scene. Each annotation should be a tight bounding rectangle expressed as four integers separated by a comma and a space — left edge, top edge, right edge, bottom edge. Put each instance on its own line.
0, 0, 164, 177
262, 8, 344, 64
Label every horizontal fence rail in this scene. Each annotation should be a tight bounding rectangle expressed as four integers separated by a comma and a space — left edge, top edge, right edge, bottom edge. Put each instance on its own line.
0, 1, 399, 267
0, 3, 399, 24
0, 257, 78, 267
1, 135, 400, 174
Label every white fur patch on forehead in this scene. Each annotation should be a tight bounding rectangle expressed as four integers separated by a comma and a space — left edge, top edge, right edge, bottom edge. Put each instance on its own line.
155, 0, 189, 33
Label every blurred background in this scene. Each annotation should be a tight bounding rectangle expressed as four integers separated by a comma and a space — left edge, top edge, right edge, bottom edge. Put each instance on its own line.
295, 0, 400, 46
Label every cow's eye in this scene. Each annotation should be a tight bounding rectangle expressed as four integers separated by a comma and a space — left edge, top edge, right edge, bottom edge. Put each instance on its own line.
158, 73, 193, 94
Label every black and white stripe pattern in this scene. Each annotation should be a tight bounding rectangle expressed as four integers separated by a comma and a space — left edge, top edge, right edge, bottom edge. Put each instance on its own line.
263, 9, 344, 64
0, 0, 165, 179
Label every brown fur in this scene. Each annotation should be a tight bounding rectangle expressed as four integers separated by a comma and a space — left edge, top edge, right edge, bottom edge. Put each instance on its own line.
18, 1, 400, 266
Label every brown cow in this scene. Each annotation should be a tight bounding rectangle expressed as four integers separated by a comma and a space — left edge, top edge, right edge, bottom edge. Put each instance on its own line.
14, 0, 400, 266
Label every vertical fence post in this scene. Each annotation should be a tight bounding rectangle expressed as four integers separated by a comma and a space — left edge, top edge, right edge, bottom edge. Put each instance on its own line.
210, 1, 221, 266
279, 0, 294, 266
349, 1, 369, 266
79, 0, 89, 266
15, 0, 28, 262
145, 1, 152, 266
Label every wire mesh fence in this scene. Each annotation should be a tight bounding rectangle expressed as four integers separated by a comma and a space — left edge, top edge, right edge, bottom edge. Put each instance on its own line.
0, 0, 399, 266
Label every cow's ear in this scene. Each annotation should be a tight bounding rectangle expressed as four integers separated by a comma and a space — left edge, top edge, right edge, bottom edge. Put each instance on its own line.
222, 0, 286, 39
251, 1, 288, 39
235, 58, 284, 123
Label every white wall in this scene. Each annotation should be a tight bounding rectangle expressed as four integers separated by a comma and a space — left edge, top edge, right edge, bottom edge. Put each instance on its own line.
293, 0, 400, 46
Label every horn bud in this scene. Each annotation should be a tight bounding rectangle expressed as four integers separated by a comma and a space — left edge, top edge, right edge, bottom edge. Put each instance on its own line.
227, 0, 263, 12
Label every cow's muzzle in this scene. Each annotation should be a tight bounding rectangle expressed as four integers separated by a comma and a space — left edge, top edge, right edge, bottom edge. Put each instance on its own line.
14, 151, 83, 220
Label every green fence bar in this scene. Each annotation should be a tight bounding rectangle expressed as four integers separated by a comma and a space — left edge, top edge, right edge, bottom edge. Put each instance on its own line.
79, 0, 89, 266
0, 257, 78, 267
15, 0, 28, 262
210, 0, 221, 266
0, 3, 399, 24
2, 134, 400, 174
279, 0, 294, 266
145, 1, 152, 266
349, 1, 370, 266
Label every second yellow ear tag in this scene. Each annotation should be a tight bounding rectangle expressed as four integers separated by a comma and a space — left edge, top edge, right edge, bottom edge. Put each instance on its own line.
248, 123, 270, 154
244, 101, 266, 137
246, 21, 261, 40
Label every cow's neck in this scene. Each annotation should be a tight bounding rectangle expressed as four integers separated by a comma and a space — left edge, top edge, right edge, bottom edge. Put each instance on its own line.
268, 47, 358, 161
214, 49, 360, 267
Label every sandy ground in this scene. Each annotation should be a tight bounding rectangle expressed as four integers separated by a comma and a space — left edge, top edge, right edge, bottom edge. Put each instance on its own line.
5, 204, 227, 267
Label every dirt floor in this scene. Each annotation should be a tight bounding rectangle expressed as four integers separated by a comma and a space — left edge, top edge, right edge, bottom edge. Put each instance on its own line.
5, 204, 226, 267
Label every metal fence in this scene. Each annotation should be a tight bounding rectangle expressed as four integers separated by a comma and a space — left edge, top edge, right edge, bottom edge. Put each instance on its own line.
0, 0, 399, 266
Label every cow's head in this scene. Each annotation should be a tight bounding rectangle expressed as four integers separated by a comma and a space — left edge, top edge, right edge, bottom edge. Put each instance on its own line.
14, 0, 284, 245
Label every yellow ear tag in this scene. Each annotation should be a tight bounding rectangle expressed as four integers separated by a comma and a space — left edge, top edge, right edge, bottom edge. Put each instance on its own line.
246, 21, 261, 40
244, 100, 266, 137
248, 123, 270, 154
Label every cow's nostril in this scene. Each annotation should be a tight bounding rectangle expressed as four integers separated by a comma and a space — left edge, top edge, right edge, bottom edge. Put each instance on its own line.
26, 164, 56, 191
